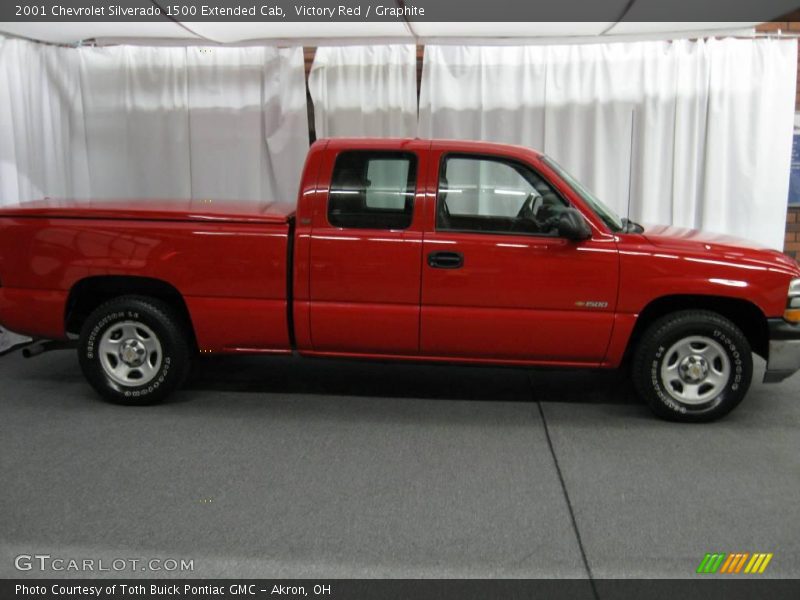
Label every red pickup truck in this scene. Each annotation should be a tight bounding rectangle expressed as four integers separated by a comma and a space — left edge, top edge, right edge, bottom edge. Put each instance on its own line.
1, 138, 799, 422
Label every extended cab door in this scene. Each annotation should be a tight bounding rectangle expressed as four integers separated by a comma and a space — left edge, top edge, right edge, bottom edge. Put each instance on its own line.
420, 146, 619, 364
307, 140, 429, 355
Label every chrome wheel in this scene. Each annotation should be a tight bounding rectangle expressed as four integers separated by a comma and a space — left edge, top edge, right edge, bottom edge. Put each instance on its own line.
98, 321, 162, 387
660, 335, 730, 406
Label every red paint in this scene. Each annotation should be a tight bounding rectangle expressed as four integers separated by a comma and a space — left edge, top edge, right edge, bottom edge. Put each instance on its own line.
0, 216, 291, 350
307, 139, 428, 354
0, 138, 798, 369
0, 197, 295, 225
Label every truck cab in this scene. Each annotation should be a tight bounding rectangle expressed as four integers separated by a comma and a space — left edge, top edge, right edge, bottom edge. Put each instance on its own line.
294, 138, 619, 365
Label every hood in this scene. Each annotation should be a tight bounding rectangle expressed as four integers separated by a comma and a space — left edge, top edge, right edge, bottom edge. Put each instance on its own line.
641, 224, 800, 274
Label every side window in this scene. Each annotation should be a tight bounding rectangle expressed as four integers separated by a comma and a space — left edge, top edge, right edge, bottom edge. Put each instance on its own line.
328, 151, 416, 229
437, 155, 567, 235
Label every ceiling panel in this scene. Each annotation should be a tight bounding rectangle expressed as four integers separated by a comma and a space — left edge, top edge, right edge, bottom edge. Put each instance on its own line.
409, 22, 613, 39
182, 21, 414, 44
0, 22, 195, 45
606, 21, 759, 35
0, 20, 775, 47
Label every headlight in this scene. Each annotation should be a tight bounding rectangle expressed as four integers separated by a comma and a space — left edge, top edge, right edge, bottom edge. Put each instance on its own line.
784, 278, 800, 322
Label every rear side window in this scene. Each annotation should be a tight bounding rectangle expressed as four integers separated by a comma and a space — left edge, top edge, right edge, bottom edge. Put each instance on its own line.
328, 151, 417, 229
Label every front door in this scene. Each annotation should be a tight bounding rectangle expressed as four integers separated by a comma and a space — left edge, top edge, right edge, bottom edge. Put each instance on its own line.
421, 151, 619, 364
308, 143, 427, 355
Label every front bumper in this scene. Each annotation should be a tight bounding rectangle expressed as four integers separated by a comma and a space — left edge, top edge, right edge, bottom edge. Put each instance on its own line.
764, 318, 800, 383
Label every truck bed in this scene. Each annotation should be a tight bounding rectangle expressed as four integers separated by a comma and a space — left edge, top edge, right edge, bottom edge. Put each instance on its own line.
0, 198, 296, 224
0, 198, 294, 353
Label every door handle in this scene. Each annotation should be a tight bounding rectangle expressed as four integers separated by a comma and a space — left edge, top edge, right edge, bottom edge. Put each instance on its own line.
427, 251, 464, 269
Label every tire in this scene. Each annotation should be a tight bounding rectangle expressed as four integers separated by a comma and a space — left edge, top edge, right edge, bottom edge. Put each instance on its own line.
632, 310, 752, 422
78, 296, 192, 405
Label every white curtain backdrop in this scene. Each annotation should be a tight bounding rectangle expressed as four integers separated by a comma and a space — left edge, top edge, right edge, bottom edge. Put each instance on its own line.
419, 40, 798, 249
309, 45, 417, 137
0, 37, 90, 204
1, 36, 797, 244
0, 36, 309, 207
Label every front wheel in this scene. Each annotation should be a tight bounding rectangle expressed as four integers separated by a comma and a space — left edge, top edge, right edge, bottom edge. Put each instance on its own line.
78, 296, 192, 405
632, 310, 752, 422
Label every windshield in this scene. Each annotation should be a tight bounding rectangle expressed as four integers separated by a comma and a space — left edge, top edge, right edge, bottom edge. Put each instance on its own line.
542, 156, 624, 233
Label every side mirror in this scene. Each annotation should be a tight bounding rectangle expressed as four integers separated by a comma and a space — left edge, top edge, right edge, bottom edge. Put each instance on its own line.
557, 208, 592, 241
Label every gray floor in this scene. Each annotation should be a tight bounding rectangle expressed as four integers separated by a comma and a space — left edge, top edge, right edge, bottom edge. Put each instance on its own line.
0, 349, 798, 580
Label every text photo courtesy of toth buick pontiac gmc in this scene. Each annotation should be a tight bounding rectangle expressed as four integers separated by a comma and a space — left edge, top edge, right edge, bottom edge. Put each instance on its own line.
1, 138, 799, 422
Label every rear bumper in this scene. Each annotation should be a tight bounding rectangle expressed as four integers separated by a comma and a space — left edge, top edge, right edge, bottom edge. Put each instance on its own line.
764, 318, 800, 383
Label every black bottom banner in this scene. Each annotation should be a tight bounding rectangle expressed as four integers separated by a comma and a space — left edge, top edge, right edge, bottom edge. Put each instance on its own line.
3, 579, 800, 600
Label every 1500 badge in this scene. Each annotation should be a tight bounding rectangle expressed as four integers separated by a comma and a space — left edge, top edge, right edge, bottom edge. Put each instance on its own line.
575, 300, 609, 308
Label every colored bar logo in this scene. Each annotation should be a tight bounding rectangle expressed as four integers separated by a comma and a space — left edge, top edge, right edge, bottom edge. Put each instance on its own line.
696, 552, 773, 574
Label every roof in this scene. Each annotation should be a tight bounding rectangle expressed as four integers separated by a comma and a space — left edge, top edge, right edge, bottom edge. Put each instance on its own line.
319, 137, 544, 158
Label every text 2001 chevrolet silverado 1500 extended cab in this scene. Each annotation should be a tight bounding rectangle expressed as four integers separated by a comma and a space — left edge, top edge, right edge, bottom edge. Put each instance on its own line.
1, 138, 800, 422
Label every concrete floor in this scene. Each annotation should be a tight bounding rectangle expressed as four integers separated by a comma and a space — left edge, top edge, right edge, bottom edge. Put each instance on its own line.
0, 349, 798, 580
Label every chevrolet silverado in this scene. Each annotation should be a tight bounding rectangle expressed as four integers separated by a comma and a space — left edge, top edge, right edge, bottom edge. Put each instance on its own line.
1, 138, 799, 422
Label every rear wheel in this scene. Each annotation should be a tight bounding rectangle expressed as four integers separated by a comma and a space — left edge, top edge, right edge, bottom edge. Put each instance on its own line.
632, 310, 752, 422
78, 296, 191, 405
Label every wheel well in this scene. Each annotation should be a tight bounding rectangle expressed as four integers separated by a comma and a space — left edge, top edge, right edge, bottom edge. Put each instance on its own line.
625, 295, 769, 362
65, 276, 197, 349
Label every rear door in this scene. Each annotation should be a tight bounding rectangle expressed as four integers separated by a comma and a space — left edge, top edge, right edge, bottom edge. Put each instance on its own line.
308, 141, 428, 355
420, 148, 619, 364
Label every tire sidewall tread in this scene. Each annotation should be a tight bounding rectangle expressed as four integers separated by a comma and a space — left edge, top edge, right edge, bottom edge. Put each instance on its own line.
632, 310, 753, 423
78, 296, 191, 405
